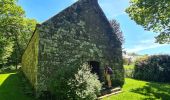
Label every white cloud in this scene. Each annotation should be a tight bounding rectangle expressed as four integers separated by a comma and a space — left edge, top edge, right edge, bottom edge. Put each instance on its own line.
125, 39, 168, 53
126, 44, 167, 53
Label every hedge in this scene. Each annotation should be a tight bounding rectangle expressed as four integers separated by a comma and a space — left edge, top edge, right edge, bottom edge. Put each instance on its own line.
134, 55, 170, 82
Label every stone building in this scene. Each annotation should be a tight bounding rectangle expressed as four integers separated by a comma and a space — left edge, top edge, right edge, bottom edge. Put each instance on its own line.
22, 0, 124, 96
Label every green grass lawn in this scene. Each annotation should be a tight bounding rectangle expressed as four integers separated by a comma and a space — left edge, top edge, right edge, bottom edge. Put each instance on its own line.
0, 72, 36, 100
124, 64, 135, 70
1, 72, 170, 100
103, 78, 170, 100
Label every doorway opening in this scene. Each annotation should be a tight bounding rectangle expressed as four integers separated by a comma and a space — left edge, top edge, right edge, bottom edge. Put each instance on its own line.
88, 61, 101, 81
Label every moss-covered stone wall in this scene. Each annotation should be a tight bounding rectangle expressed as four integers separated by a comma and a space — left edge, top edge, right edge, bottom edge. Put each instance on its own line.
22, 30, 39, 89
35, 0, 124, 94
22, 0, 124, 96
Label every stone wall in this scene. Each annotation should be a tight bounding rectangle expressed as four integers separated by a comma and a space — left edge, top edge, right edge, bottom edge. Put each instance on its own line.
22, 0, 124, 95
22, 30, 39, 89
35, 0, 124, 93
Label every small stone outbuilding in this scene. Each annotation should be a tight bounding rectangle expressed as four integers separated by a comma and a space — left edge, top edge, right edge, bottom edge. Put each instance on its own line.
22, 0, 124, 96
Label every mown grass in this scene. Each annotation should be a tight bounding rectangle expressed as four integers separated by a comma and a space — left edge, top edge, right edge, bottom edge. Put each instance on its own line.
1, 71, 170, 100
124, 64, 135, 70
0, 72, 36, 100
103, 78, 170, 100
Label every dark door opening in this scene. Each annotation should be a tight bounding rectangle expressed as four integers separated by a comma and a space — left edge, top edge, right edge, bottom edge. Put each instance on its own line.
88, 61, 101, 81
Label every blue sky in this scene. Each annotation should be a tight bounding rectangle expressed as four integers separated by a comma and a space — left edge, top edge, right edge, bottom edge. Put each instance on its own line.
18, 0, 170, 55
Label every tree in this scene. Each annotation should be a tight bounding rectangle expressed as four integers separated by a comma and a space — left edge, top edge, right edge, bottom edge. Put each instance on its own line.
8, 18, 37, 65
0, 0, 37, 68
110, 19, 124, 44
0, 34, 13, 67
5, 18, 37, 68
126, 0, 170, 44
19, 18, 37, 51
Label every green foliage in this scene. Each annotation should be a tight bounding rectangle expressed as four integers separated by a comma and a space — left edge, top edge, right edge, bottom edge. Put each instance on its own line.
68, 63, 102, 100
0, 0, 25, 38
0, 0, 37, 67
7, 18, 37, 66
124, 65, 135, 70
0, 65, 16, 73
18, 18, 37, 52
0, 34, 13, 65
124, 65, 134, 78
134, 55, 170, 82
126, 0, 170, 44
112, 69, 125, 87
49, 63, 102, 100
123, 58, 129, 65
135, 54, 149, 63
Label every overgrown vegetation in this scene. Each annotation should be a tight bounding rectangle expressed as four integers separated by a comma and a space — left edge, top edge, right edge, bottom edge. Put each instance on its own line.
124, 65, 134, 78
49, 63, 102, 100
0, 65, 17, 74
134, 55, 170, 82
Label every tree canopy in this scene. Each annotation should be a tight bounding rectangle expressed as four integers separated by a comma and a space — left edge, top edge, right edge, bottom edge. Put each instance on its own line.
126, 0, 170, 44
0, 0, 37, 67
0, 34, 13, 65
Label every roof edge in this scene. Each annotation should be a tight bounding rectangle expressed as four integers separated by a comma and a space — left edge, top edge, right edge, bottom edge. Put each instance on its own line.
41, 0, 98, 25
78, 0, 98, 3
22, 24, 40, 57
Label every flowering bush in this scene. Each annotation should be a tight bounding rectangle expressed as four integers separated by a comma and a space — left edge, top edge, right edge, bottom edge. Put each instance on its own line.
49, 63, 102, 100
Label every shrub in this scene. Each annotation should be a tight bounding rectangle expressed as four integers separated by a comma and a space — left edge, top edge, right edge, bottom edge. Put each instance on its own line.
135, 55, 149, 63
123, 58, 129, 65
134, 55, 170, 82
49, 63, 102, 100
0, 65, 17, 74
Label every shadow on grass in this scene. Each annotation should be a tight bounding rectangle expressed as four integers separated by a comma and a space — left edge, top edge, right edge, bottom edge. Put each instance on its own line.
130, 82, 170, 100
0, 72, 36, 100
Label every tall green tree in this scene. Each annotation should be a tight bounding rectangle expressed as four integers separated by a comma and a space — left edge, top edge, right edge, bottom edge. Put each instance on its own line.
126, 0, 170, 44
0, 0, 37, 68
0, 34, 13, 66
8, 18, 37, 67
